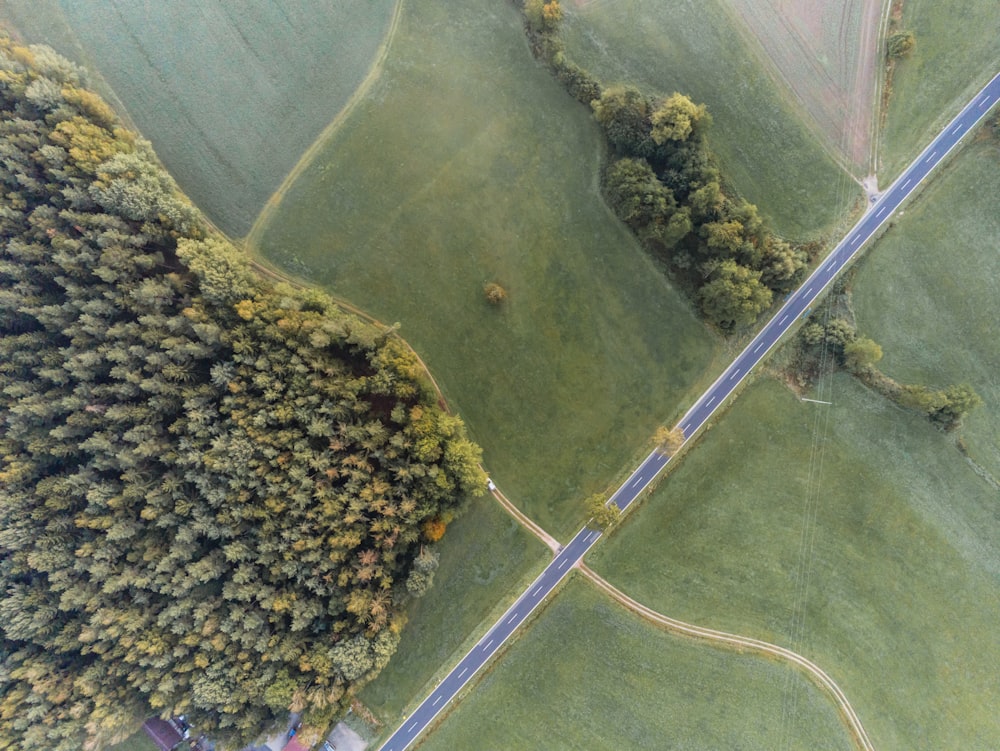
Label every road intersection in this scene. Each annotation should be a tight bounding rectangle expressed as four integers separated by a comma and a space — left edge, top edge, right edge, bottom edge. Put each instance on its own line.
377, 69, 1000, 751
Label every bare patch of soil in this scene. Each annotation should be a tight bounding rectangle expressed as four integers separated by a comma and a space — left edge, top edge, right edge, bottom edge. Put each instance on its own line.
722, 0, 885, 174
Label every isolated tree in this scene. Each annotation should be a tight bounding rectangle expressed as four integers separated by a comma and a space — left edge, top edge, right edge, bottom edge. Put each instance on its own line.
405, 547, 440, 597
887, 31, 916, 59
585, 493, 621, 531
654, 425, 685, 456
484, 281, 507, 304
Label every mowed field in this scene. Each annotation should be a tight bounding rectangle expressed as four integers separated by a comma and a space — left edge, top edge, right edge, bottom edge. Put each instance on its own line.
0, 0, 398, 236
852, 142, 1000, 486
721, 0, 883, 172
415, 577, 854, 751
590, 375, 1000, 750
879, 0, 1000, 179
560, 0, 858, 239
251, 0, 717, 537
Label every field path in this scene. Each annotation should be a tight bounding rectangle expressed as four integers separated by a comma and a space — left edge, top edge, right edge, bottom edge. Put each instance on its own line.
580, 566, 876, 751
243, 0, 405, 250
484, 474, 875, 751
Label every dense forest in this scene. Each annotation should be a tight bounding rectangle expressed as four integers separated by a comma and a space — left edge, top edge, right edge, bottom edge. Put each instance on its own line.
524, 0, 810, 330
0, 36, 484, 749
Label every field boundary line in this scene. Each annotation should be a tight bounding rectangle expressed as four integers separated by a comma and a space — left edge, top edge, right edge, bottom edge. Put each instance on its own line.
243, 0, 406, 250
580, 565, 876, 751
868, 0, 894, 177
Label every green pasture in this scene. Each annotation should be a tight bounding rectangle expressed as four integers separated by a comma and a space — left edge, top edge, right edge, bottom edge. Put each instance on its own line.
0, 0, 398, 236
591, 375, 1000, 750
880, 0, 1000, 179
852, 142, 1000, 486
108, 731, 158, 751
360, 495, 546, 721
560, 0, 857, 240
252, 0, 717, 537
415, 577, 853, 751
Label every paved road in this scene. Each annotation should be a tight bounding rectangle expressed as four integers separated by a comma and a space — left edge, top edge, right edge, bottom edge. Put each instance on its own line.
377, 70, 1000, 751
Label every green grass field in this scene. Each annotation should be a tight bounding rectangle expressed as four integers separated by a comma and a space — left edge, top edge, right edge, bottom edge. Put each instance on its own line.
108, 731, 158, 751
360, 495, 546, 721
414, 577, 853, 751
852, 142, 1000, 489
251, 0, 717, 537
560, 0, 858, 240
0, 0, 398, 236
590, 375, 1000, 750
879, 0, 1000, 179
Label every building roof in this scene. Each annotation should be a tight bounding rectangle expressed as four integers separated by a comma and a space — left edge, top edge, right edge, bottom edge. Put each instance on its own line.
143, 718, 184, 751
284, 737, 311, 751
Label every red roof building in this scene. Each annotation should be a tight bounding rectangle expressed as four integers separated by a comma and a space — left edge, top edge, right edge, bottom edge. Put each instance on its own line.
143, 718, 185, 751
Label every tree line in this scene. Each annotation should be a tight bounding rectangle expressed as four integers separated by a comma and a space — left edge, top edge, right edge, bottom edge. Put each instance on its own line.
797, 313, 981, 429
522, 0, 810, 330
0, 35, 484, 749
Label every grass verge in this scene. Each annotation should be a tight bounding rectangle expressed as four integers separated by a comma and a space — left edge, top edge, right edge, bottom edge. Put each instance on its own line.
416, 576, 854, 751
250, 0, 717, 537
590, 375, 1000, 751
879, 0, 1000, 179
0, 0, 399, 236
559, 0, 858, 239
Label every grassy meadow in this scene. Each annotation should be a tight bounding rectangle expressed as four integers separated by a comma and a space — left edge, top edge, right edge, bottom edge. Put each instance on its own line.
590, 375, 1000, 751
560, 0, 858, 240
108, 732, 158, 751
852, 142, 1000, 489
879, 0, 1000, 179
0, 0, 398, 236
359, 495, 546, 721
252, 0, 717, 537
414, 577, 854, 751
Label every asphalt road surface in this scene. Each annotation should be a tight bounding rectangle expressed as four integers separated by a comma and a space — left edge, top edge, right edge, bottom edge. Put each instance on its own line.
377, 69, 1000, 751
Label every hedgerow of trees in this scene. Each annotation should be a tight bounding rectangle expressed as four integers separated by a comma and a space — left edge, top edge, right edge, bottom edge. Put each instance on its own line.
0, 36, 484, 749
523, 1, 809, 330
797, 314, 981, 430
